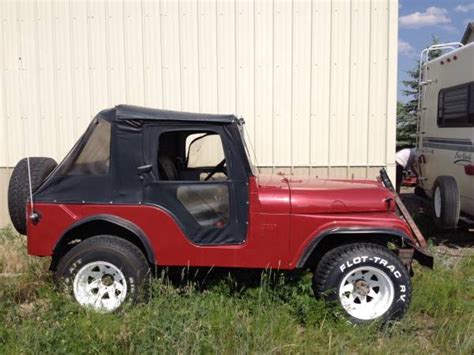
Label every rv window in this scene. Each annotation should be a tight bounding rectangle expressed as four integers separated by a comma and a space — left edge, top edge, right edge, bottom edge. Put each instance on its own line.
437, 82, 474, 127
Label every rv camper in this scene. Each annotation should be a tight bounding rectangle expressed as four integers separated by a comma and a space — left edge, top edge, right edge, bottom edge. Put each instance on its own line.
416, 41, 474, 229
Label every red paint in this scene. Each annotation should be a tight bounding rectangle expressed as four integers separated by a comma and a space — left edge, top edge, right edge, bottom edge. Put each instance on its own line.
287, 177, 392, 214
402, 174, 417, 187
27, 174, 417, 270
465, 164, 474, 176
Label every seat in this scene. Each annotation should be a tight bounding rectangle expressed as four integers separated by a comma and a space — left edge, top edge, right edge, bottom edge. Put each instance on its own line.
158, 154, 179, 181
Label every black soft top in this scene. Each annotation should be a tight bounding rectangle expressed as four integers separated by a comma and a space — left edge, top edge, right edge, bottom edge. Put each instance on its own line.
99, 104, 238, 124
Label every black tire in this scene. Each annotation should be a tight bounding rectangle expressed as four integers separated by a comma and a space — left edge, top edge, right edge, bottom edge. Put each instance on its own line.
55, 235, 150, 312
8, 157, 57, 235
431, 176, 460, 229
313, 243, 411, 324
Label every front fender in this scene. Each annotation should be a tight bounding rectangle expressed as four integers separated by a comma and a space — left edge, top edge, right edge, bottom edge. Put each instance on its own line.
295, 227, 433, 269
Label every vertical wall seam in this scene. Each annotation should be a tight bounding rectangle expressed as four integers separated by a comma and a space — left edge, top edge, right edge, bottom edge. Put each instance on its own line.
234, 0, 237, 114
384, 0, 391, 169
51, 1, 60, 159
271, 0, 275, 173
158, 0, 165, 107
365, 0, 373, 178
69, 1, 77, 138
122, 0, 129, 103
346, 0, 353, 172
141, 0, 148, 106
196, 0, 201, 112
1, 4, 10, 165
215, 0, 219, 113
308, 0, 313, 176
177, 0, 183, 110
16, 1, 26, 158
104, 1, 112, 106
327, 0, 333, 171
253, 0, 256, 147
34, 1, 43, 156
290, 0, 294, 172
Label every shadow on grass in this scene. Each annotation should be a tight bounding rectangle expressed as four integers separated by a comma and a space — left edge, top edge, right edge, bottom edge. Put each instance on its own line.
399, 191, 474, 248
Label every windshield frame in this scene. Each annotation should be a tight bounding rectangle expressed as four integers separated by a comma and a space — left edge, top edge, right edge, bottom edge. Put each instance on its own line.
237, 120, 258, 176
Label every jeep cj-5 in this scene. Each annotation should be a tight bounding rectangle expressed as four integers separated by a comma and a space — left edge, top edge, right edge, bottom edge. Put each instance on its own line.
8, 105, 433, 323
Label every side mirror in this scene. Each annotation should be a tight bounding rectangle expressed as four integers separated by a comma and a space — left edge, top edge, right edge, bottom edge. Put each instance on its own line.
137, 164, 152, 175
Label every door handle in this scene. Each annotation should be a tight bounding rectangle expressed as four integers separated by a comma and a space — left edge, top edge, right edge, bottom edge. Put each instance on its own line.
137, 164, 152, 175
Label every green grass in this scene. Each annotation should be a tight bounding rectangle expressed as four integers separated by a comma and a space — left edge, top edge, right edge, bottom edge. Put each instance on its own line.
0, 228, 473, 354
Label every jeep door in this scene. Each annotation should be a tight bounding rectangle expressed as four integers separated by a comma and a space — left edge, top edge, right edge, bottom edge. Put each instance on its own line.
142, 123, 249, 246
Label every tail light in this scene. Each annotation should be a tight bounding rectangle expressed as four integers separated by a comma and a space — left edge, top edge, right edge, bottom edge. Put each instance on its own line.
465, 165, 474, 176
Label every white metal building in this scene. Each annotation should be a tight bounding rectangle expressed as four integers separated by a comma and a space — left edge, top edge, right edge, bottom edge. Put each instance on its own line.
0, 0, 398, 227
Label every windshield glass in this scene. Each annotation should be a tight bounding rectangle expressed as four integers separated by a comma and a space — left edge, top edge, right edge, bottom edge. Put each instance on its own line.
237, 121, 258, 176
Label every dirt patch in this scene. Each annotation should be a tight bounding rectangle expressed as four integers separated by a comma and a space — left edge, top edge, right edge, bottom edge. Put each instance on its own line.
399, 189, 474, 250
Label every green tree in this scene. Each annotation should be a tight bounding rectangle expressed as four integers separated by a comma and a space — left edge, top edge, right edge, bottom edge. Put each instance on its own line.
397, 36, 442, 149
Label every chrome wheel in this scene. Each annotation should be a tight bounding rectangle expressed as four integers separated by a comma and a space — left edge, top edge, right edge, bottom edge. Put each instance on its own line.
73, 261, 127, 312
338, 266, 394, 320
434, 186, 442, 218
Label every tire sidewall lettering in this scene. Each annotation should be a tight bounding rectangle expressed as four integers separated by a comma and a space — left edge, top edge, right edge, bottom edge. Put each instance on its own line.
338, 255, 409, 304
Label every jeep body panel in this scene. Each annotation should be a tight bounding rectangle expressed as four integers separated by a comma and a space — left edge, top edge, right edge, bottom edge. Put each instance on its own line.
288, 177, 393, 214
28, 177, 291, 268
27, 174, 417, 270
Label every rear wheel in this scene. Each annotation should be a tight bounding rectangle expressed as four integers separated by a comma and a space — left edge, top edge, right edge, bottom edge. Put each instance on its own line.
8, 157, 57, 234
432, 176, 460, 229
55, 235, 150, 312
313, 243, 411, 323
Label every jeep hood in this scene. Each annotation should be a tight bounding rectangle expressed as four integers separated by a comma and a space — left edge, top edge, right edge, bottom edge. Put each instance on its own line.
286, 176, 393, 214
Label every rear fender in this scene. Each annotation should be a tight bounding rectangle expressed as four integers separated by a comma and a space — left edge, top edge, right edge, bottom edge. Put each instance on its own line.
51, 214, 156, 268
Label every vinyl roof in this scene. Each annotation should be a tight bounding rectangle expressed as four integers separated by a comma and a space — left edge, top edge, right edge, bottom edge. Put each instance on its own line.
100, 104, 238, 123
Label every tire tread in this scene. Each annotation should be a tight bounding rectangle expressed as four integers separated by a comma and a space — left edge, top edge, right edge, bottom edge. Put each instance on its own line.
8, 157, 57, 234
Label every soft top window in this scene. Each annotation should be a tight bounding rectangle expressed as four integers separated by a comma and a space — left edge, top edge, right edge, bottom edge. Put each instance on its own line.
59, 118, 111, 176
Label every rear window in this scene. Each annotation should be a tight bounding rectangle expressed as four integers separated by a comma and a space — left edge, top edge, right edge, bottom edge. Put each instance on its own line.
437, 82, 474, 127
61, 119, 111, 176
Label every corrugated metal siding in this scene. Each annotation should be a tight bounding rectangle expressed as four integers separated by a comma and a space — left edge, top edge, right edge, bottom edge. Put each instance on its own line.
0, 0, 398, 226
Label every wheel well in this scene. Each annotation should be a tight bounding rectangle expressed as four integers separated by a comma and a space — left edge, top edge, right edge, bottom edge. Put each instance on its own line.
300, 233, 408, 270
50, 219, 155, 270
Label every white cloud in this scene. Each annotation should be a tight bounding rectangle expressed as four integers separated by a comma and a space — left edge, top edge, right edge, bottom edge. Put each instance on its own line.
454, 4, 474, 13
399, 7, 451, 28
398, 39, 415, 57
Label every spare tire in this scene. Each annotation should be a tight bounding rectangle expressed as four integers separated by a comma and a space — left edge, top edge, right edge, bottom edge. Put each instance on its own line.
8, 157, 57, 235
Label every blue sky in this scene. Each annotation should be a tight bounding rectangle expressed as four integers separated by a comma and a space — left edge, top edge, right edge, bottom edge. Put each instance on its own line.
398, 0, 473, 102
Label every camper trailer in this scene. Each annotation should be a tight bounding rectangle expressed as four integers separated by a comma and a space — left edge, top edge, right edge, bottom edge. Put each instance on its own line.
416, 42, 474, 229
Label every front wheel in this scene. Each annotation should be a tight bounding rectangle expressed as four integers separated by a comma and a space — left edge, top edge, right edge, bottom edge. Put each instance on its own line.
55, 235, 150, 312
313, 243, 411, 323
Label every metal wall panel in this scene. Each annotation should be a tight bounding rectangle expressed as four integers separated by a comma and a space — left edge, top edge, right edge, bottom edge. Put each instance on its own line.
310, 0, 331, 167
0, 0, 398, 227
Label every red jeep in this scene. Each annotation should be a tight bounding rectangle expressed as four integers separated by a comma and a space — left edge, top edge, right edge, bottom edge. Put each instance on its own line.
8, 105, 432, 323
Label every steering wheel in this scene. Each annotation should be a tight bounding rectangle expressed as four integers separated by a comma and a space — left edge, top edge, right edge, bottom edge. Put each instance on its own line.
204, 159, 226, 181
